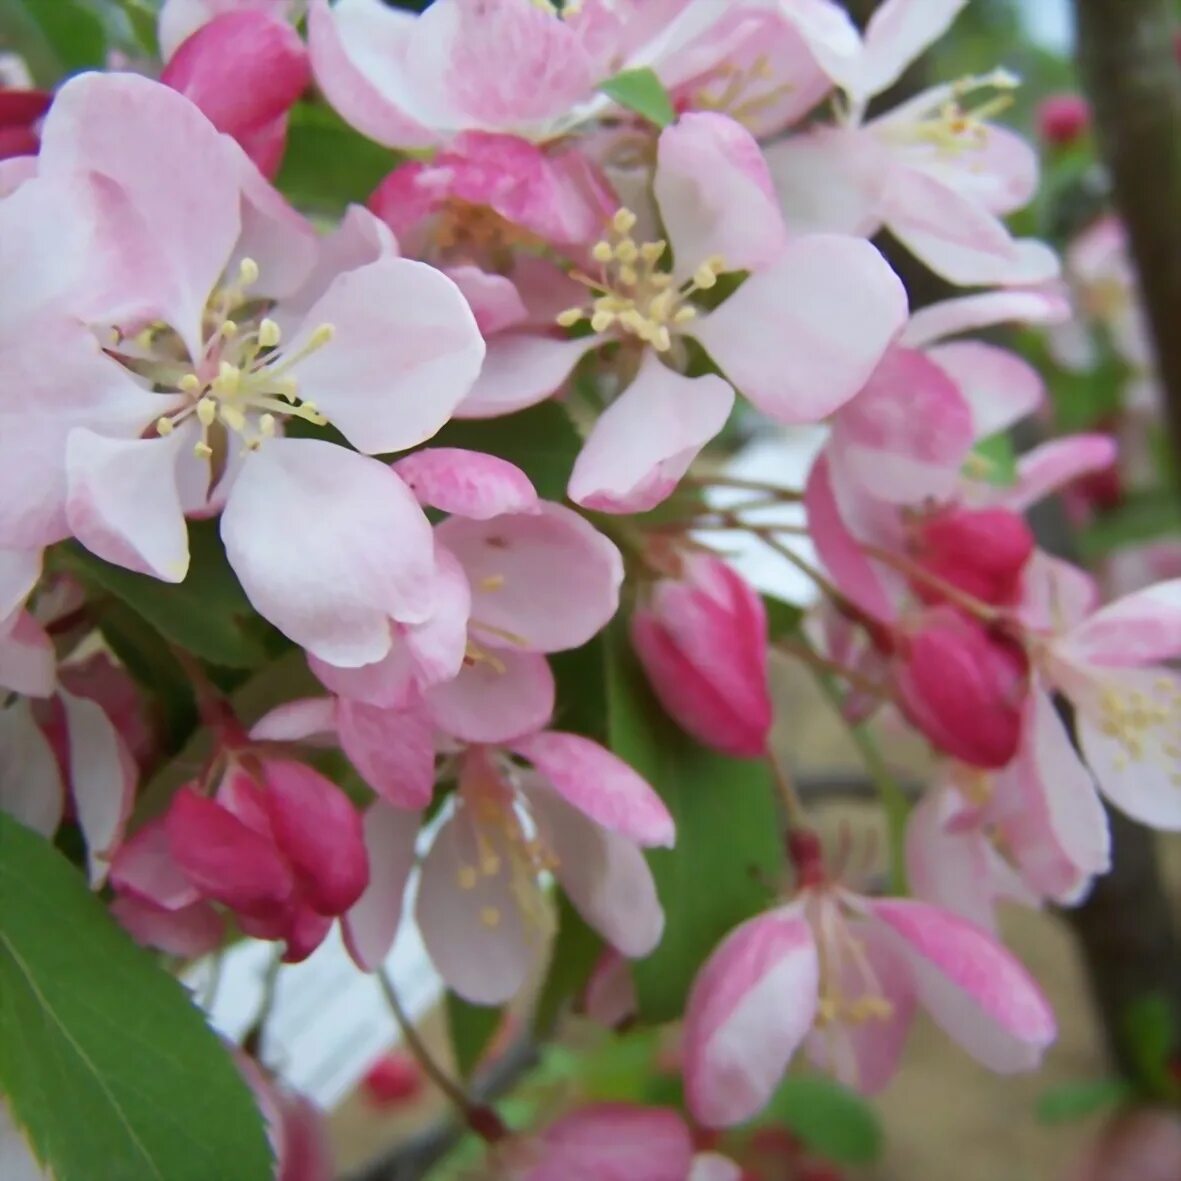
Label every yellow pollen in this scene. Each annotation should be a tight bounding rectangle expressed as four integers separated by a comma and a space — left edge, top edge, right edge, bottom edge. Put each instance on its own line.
308, 323, 335, 349
155, 416, 174, 437
258, 318, 281, 349
220, 320, 238, 339
457, 865, 479, 890
556, 307, 584, 328
1094, 677, 1181, 778
479, 574, 506, 591
178, 373, 201, 394
259, 413, 276, 437
480, 906, 502, 929
214, 361, 241, 395
194, 441, 213, 459
591, 240, 614, 264
612, 208, 637, 234
196, 398, 217, 428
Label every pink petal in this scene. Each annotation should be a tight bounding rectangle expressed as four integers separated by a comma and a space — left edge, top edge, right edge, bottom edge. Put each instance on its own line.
857, 0, 969, 97
286, 258, 484, 456
415, 806, 534, 1005
894, 217, 1059, 287
261, 758, 368, 915
998, 435, 1118, 514
655, 111, 786, 279
65, 428, 191, 583
110, 893, 225, 959
38, 73, 243, 358
310, 649, 416, 710
1058, 580, 1181, 669
444, 266, 529, 336
0, 613, 55, 698
924, 340, 1043, 439
436, 502, 623, 653
427, 649, 555, 744
831, 345, 973, 505
341, 802, 420, 972
1016, 551, 1099, 633
0, 549, 41, 627
337, 698, 437, 810
693, 234, 907, 424
455, 333, 594, 419
59, 690, 136, 887
868, 898, 1056, 1072
902, 290, 1070, 349
682, 905, 819, 1128
221, 440, 435, 666
392, 448, 538, 519
688, 1154, 743, 1181
250, 697, 338, 743
0, 700, 64, 836
509, 730, 674, 847
526, 1105, 694, 1181
568, 355, 733, 514
527, 781, 664, 958
158, 0, 296, 60
109, 817, 202, 910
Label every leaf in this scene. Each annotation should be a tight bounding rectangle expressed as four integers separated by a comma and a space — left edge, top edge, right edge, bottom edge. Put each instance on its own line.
445, 991, 503, 1081
1036, 1078, 1131, 1125
758, 1075, 883, 1165
428, 401, 582, 502
763, 594, 805, 642
599, 66, 676, 128
0, 0, 106, 82
1122, 992, 1176, 1096
605, 624, 782, 1023
0, 814, 274, 1181
275, 102, 399, 213
111, 0, 160, 56
1077, 491, 1181, 561
533, 893, 602, 1036
967, 431, 1019, 486
53, 519, 282, 669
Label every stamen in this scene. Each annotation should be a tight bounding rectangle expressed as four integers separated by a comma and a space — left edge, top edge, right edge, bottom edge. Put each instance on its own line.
258, 318, 281, 349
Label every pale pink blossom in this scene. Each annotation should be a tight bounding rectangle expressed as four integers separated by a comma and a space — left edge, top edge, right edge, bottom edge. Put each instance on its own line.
0, 74, 484, 667
158, 0, 298, 61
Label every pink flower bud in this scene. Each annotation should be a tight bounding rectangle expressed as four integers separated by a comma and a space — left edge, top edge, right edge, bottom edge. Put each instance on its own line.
912, 507, 1034, 606
161, 11, 309, 178
631, 555, 773, 758
895, 608, 1028, 768
1037, 93, 1091, 145
0, 89, 50, 160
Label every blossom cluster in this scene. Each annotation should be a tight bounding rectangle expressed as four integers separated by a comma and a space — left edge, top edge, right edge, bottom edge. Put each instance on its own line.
2, 0, 1180, 1177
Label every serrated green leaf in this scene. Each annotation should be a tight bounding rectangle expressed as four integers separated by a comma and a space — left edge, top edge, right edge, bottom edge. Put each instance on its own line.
445, 991, 503, 1081
758, 1075, 883, 1165
0, 814, 273, 1181
605, 624, 781, 1022
1036, 1078, 1131, 1124
599, 66, 676, 128
968, 431, 1019, 486
1077, 491, 1181, 561
275, 102, 399, 213
53, 519, 282, 669
428, 401, 582, 502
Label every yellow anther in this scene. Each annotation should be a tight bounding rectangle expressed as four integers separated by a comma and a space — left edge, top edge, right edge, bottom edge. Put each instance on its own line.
259, 413, 277, 438
614, 238, 639, 264
134, 327, 156, 351
308, 323, 335, 349
155, 416, 174, 437
196, 398, 217, 428
215, 361, 241, 395
618, 264, 639, 287
258, 318, 281, 349
640, 241, 667, 263
220, 320, 238, 339
238, 257, 260, 286
651, 325, 672, 352
612, 208, 637, 234
194, 441, 213, 459
179, 373, 201, 394
480, 906, 502, 929
590, 309, 616, 333
673, 306, 698, 324
219, 403, 246, 432
556, 307, 585, 328
480, 574, 506, 591
591, 240, 614, 264
457, 866, 479, 890
693, 263, 719, 290
480, 853, 502, 876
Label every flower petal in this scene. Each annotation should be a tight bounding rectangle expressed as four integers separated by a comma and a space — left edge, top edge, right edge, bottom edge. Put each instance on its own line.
455, 333, 594, 419
0, 700, 64, 836
109, 817, 203, 910
855, 0, 969, 98
221, 440, 436, 666
392, 448, 538, 519
682, 904, 819, 1128
337, 698, 437, 810
1058, 580, 1181, 669
427, 649, 555, 744
509, 730, 674, 847
693, 234, 907, 423
526, 1105, 694, 1181
341, 802, 420, 972
923, 340, 1043, 439
996, 434, 1117, 514
902, 290, 1070, 349
0, 613, 55, 698
569, 355, 733, 514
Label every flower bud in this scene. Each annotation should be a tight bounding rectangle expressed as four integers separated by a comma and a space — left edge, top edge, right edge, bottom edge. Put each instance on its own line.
912, 507, 1034, 607
631, 554, 773, 758
895, 607, 1028, 768
161, 11, 310, 178
0, 89, 51, 160
1037, 93, 1091, 145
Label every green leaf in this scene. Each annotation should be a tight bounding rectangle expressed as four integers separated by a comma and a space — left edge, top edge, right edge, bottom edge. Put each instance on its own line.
1036, 1078, 1131, 1125
428, 401, 582, 502
967, 431, 1019, 486
275, 102, 399, 214
533, 893, 602, 1035
599, 66, 676, 128
605, 625, 781, 1022
1122, 992, 1176, 1096
444, 992, 503, 1081
0, 0, 106, 82
53, 519, 281, 669
758, 1075, 883, 1165
0, 814, 273, 1181
763, 594, 805, 642
1077, 490, 1181, 561
111, 0, 160, 56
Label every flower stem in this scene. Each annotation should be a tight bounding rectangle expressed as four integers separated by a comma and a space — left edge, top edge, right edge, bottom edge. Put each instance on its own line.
766, 744, 810, 831
685, 474, 805, 500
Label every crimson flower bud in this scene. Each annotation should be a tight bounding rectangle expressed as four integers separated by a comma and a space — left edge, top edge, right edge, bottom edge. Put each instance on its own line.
912, 507, 1034, 607
1037, 93, 1091, 145
0, 89, 51, 160
631, 554, 773, 758
162, 11, 310, 178
895, 607, 1028, 768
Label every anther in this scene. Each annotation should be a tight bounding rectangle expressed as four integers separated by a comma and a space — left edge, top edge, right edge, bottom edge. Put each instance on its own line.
155, 417, 174, 437
196, 398, 217, 428
258, 319, 281, 349
179, 374, 201, 394
612, 208, 638, 234
238, 257, 260, 286
556, 307, 585, 328
592, 240, 614, 264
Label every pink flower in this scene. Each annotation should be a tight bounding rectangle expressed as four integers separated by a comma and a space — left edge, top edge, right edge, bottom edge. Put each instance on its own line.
237, 1054, 335, 1181
632, 553, 773, 757
0, 74, 484, 667
340, 738, 671, 1005
682, 873, 1055, 1126
910, 506, 1035, 607
162, 9, 311, 178
1038, 93, 1091, 145
157, 0, 297, 60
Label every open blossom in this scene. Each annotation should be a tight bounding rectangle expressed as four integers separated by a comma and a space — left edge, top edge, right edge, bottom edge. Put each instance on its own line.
631, 552, 773, 757
682, 835, 1055, 1126
0, 73, 484, 667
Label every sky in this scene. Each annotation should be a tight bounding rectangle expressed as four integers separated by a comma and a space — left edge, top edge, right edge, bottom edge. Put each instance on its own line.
1017, 0, 1074, 54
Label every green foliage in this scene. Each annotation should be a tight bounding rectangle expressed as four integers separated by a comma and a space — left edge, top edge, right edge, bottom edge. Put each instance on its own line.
445, 992, 503, 1081
0, 814, 273, 1181
599, 67, 676, 128
969, 431, 1020, 486
0, 0, 106, 83
54, 520, 283, 670
429, 401, 583, 502
1077, 490, 1181, 561
756, 1075, 883, 1165
275, 102, 401, 214
1122, 993, 1178, 1098
533, 894, 603, 1036
605, 624, 782, 1023
1036, 1078, 1132, 1125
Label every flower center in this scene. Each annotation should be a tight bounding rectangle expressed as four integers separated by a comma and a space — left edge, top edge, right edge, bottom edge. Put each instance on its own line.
108, 258, 335, 460
1095, 677, 1181, 782
889, 69, 1019, 156
693, 56, 796, 129
557, 207, 726, 352
809, 892, 894, 1029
